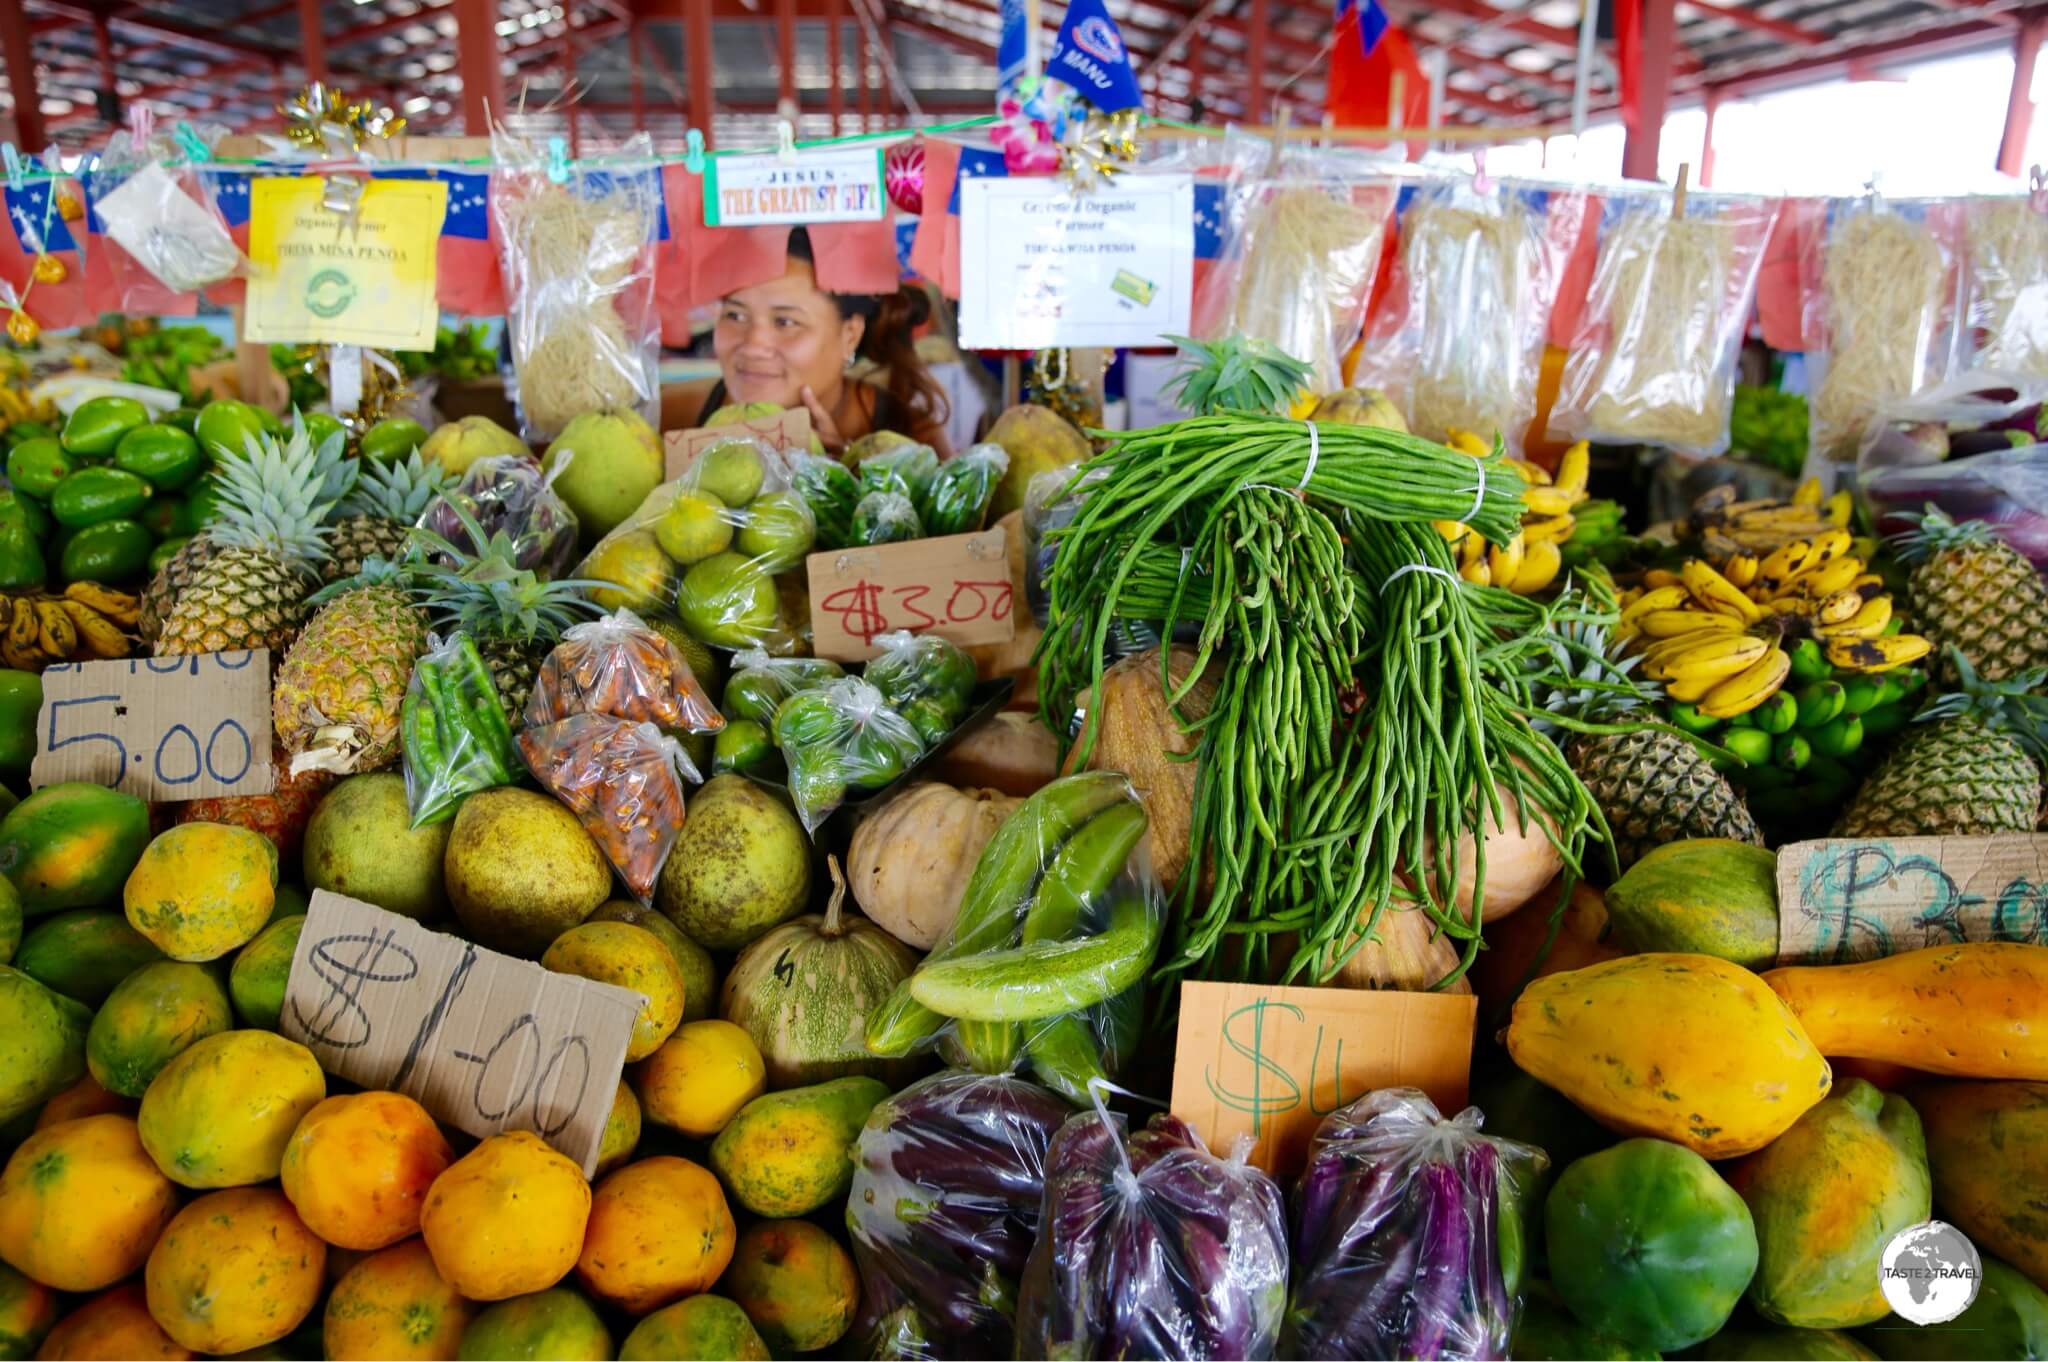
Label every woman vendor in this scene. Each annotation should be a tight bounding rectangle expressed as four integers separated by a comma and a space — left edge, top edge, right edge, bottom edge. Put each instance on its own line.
662, 228, 953, 457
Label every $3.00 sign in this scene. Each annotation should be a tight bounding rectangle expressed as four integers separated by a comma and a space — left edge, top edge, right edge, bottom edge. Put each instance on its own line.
30, 651, 273, 801
806, 527, 1015, 663
280, 891, 642, 1176
1169, 981, 1476, 1176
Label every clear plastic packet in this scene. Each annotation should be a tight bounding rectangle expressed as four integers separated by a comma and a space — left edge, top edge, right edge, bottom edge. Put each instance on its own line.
1805, 194, 1967, 463
1860, 445, 2048, 568
775, 677, 926, 833
415, 454, 581, 580
1285, 1086, 1548, 1361
854, 491, 923, 545
402, 632, 524, 827
791, 451, 861, 550
575, 435, 811, 653
863, 772, 1163, 1103
1024, 465, 1101, 627
723, 649, 845, 727
847, 1070, 1071, 1360
858, 442, 943, 510
489, 129, 662, 441
1964, 195, 2048, 380
864, 630, 977, 746
924, 442, 1009, 535
1356, 179, 1550, 454
525, 607, 723, 732
86, 121, 243, 298
518, 714, 700, 901
1017, 1107, 1290, 1361
1549, 189, 1778, 456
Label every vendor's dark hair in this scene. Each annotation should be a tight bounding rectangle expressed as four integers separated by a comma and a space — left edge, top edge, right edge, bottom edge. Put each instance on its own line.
788, 228, 949, 428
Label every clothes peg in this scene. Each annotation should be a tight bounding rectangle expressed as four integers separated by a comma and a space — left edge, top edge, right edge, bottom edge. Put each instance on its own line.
172, 122, 208, 163
545, 136, 570, 184
0, 146, 23, 189
685, 128, 705, 174
775, 120, 797, 165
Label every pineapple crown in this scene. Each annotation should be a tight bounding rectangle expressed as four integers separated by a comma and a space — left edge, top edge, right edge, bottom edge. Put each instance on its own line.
408, 498, 600, 644
1888, 503, 2006, 564
1162, 334, 1313, 417
1916, 646, 2048, 762
337, 451, 457, 525
208, 413, 358, 574
1525, 599, 1662, 734
304, 553, 412, 607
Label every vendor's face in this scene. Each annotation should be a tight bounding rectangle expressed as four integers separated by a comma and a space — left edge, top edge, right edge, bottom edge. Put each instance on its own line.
713, 259, 865, 407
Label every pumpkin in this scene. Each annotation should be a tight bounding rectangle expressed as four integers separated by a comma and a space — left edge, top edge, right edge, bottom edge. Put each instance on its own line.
0, 1113, 176, 1293
931, 712, 1059, 796
420, 1131, 590, 1302
1470, 877, 1621, 1017
1764, 943, 2048, 1079
36, 1285, 192, 1362
575, 1155, 735, 1315
1407, 777, 1563, 924
848, 784, 1019, 952
1061, 645, 1219, 895
279, 1090, 454, 1250
144, 1186, 326, 1355
1508, 953, 1834, 1159
323, 1237, 472, 1362
964, 510, 1040, 709
1330, 906, 1473, 993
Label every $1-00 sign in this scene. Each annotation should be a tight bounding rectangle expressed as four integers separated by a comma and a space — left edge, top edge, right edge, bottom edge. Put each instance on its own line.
806, 527, 1015, 663
30, 651, 273, 801
280, 891, 641, 1176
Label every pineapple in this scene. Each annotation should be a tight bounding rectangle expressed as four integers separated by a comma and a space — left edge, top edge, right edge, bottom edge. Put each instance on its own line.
326, 451, 456, 583
1890, 506, 2048, 683
1531, 615, 1762, 871
154, 418, 358, 658
139, 533, 216, 646
273, 557, 428, 775
412, 502, 600, 716
1836, 650, 2048, 837
175, 741, 336, 861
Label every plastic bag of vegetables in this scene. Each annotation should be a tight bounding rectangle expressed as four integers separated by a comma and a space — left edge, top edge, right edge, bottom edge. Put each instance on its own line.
859, 441, 942, 509
519, 714, 700, 901
847, 1070, 1070, 1360
855, 490, 923, 545
417, 454, 581, 580
1016, 1106, 1290, 1360
525, 607, 723, 733
792, 450, 861, 550
865, 772, 1163, 1102
1286, 1087, 1548, 1360
863, 630, 977, 745
775, 677, 926, 833
924, 443, 1009, 536
402, 632, 524, 827
723, 648, 845, 727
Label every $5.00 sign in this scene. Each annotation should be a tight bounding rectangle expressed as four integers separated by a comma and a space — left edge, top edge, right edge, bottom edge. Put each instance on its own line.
281, 892, 641, 1176
30, 651, 273, 801
807, 527, 1015, 663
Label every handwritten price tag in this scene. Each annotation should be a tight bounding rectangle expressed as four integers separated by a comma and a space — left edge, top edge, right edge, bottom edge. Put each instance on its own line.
30, 651, 273, 802
1777, 834, 2048, 965
1169, 981, 1474, 1176
663, 409, 814, 480
280, 892, 641, 1176
806, 527, 1016, 663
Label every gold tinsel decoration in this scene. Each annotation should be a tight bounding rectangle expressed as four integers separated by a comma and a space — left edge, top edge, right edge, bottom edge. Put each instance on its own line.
280, 82, 407, 154
1062, 109, 1142, 191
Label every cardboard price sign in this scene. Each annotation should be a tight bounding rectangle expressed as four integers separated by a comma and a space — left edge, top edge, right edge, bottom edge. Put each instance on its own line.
1170, 982, 1475, 1177
30, 651, 273, 802
280, 892, 641, 1176
663, 408, 814, 480
806, 528, 1016, 663
1777, 834, 2048, 965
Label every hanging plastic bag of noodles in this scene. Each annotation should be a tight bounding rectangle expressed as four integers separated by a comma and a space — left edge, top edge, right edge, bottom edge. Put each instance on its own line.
1190, 133, 1400, 397
1804, 193, 1966, 464
1549, 187, 1777, 457
489, 125, 663, 442
1964, 191, 2048, 383
1354, 176, 1552, 456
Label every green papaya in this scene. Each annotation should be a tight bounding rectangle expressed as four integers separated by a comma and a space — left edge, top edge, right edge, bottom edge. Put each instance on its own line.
1914, 1081, 2048, 1292
709, 1077, 889, 1217
1697, 1326, 1879, 1360
0, 671, 41, 779
0, 964, 89, 1124
1512, 1282, 1660, 1360
86, 959, 232, 1097
229, 915, 305, 1030
0, 782, 151, 914
14, 908, 164, 1005
1603, 839, 1779, 969
1860, 1256, 2048, 1360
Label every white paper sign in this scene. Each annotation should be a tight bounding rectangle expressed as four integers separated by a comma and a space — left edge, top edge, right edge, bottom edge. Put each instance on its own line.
958, 175, 1194, 349
704, 147, 887, 226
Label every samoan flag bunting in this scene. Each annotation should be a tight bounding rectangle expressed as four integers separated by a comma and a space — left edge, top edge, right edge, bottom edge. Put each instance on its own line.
384, 168, 502, 317
1340, 0, 1391, 56
196, 167, 252, 305
0, 178, 92, 328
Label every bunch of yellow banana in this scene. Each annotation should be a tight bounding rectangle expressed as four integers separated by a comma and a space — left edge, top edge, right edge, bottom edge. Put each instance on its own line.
1435, 435, 1590, 595
1617, 537, 1932, 717
0, 381, 53, 436
0, 584, 139, 671
1680, 477, 1855, 559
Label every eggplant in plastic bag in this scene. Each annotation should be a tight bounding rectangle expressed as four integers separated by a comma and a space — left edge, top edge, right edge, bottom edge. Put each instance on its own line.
416, 454, 581, 579
847, 1070, 1070, 1360
1016, 1108, 1289, 1361
1286, 1086, 1548, 1361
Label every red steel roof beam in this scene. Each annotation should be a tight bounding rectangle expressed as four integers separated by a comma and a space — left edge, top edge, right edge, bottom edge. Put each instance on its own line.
1621, 0, 1677, 179
686, 0, 716, 145
1, 0, 49, 147
1999, 14, 2045, 176
452, 0, 505, 133
298, 0, 329, 81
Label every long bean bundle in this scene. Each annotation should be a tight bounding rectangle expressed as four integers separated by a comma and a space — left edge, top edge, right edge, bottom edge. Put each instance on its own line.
1040, 416, 1603, 988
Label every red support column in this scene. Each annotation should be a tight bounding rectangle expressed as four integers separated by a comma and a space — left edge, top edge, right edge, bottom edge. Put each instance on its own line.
776, 0, 797, 120
298, 0, 329, 84
629, 18, 645, 131
1247, 0, 1268, 123
0, 0, 47, 150
826, 0, 845, 135
687, 0, 716, 146
565, 27, 580, 155
1699, 87, 1720, 187
454, 0, 506, 134
2000, 17, 2044, 178
92, 10, 115, 117
1620, 0, 1676, 180
857, 31, 873, 131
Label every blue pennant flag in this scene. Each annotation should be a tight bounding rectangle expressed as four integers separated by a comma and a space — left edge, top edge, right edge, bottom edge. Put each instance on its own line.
1339, 0, 1390, 56
1045, 0, 1144, 112
997, 0, 1032, 97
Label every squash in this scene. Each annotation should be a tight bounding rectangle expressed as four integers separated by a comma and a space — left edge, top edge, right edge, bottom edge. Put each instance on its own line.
1913, 1080, 2048, 1289
143, 1186, 326, 1355
709, 1076, 889, 1218
723, 857, 921, 1087
723, 1219, 858, 1353
1062, 644, 1219, 895
848, 784, 1019, 951
1764, 943, 2048, 1079
575, 1155, 735, 1315
1413, 781, 1565, 924
0, 1114, 177, 1293
965, 510, 1040, 710
1605, 839, 1779, 968
1508, 953, 1833, 1159
36, 1285, 192, 1362
931, 712, 1059, 796
1726, 1079, 1931, 1329
1330, 906, 1473, 993
420, 1130, 590, 1302
322, 1237, 472, 1362
1471, 877, 1621, 1016
279, 1091, 454, 1251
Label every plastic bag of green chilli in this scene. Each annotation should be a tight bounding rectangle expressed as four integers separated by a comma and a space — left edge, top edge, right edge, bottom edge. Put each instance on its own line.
774, 677, 926, 833
402, 632, 525, 826
791, 452, 860, 551
862, 630, 977, 746
723, 649, 845, 728
853, 491, 922, 545
923, 442, 1010, 536
863, 770, 1165, 1108
857, 441, 941, 506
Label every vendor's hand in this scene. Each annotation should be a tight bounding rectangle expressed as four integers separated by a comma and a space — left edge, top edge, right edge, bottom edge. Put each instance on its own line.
800, 385, 846, 455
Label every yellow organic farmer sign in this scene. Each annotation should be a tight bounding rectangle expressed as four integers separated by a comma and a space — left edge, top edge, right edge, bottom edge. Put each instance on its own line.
244, 176, 447, 350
